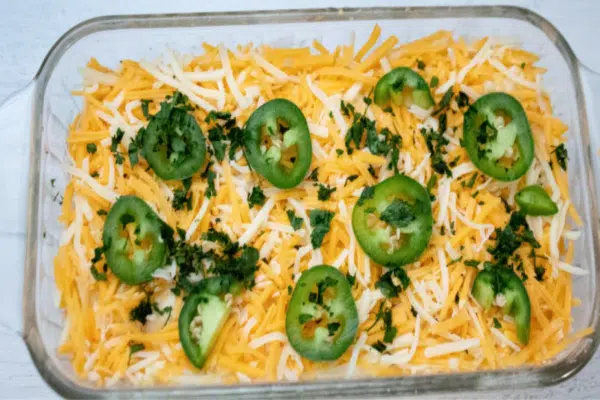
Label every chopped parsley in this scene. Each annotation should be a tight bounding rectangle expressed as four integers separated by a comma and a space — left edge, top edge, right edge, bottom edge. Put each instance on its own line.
367, 164, 378, 178
357, 186, 375, 206
129, 343, 145, 355
345, 174, 359, 185
376, 266, 410, 299
336, 149, 344, 157
298, 314, 313, 324
426, 174, 438, 200
97, 209, 107, 216
430, 76, 439, 88
130, 295, 153, 324
367, 303, 397, 344
171, 228, 259, 294
309, 276, 337, 305
464, 259, 480, 268
317, 184, 336, 201
346, 273, 356, 287
432, 87, 453, 116
327, 322, 341, 336
172, 178, 192, 211
456, 91, 470, 108
416, 59, 426, 70
372, 340, 387, 353
308, 167, 319, 181
247, 186, 266, 208
309, 209, 334, 248
286, 210, 303, 230
421, 125, 452, 177
535, 266, 545, 281
552, 143, 568, 171
140, 99, 153, 119
201, 161, 216, 198
379, 199, 416, 229
465, 172, 478, 188
493, 318, 502, 329
90, 265, 107, 281
111, 128, 125, 153
488, 211, 540, 265
86, 143, 97, 154
342, 100, 402, 173
203, 111, 243, 162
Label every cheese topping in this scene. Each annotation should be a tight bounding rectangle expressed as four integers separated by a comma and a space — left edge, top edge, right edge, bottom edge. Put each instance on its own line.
56, 27, 587, 387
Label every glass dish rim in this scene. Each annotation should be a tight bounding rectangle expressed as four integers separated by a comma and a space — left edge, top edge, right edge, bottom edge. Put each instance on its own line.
22, 5, 600, 398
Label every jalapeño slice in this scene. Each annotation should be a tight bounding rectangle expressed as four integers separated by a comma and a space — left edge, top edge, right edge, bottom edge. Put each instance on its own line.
463, 92, 534, 181
374, 67, 435, 109
285, 265, 358, 361
352, 175, 433, 266
102, 195, 172, 285
244, 99, 312, 189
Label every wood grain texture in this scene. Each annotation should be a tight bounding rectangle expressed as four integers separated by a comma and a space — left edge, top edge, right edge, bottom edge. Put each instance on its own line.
0, 0, 598, 398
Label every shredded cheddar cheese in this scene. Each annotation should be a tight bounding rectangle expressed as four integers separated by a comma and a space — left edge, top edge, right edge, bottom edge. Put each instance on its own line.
55, 26, 591, 387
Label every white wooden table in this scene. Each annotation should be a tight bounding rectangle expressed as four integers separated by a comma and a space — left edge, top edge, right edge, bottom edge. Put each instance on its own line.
0, 0, 599, 398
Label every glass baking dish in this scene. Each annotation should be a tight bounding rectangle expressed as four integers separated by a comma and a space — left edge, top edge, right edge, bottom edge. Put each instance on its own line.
0, 5, 600, 398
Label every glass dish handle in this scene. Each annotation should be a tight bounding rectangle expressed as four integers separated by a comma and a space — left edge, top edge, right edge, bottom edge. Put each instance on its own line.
581, 66, 600, 206
0, 82, 35, 334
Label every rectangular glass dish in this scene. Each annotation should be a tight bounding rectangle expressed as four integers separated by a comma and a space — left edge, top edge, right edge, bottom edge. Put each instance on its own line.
7, 5, 600, 398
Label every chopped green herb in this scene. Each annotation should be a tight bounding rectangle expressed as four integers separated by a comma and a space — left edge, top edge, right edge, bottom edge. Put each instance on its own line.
535, 266, 545, 281
493, 318, 502, 329
456, 91, 470, 108
317, 184, 336, 201
416, 59, 426, 70
346, 273, 356, 287
286, 210, 303, 231
299, 314, 313, 324
357, 186, 375, 206
430, 76, 439, 88
90, 266, 107, 281
372, 340, 386, 353
86, 143, 97, 154
248, 186, 266, 208
380, 199, 416, 228
552, 143, 568, 171
376, 266, 410, 298
327, 322, 341, 336
201, 161, 216, 198
140, 99, 152, 119
308, 167, 319, 181
448, 256, 462, 265
309, 209, 335, 248
111, 128, 125, 153
464, 260, 480, 268
489, 212, 540, 265
466, 172, 478, 188
336, 149, 344, 157
97, 209, 107, 216
345, 174, 359, 185
421, 126, 451, 177
130, 295, 152, 324
129, 343, 145, 355
367, 164, 377, 178
432, 88, 453, 116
